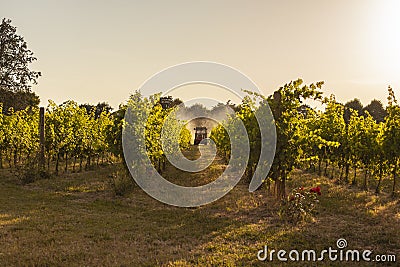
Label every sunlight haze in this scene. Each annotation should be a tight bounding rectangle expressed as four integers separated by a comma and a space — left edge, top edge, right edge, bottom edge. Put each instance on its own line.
2, 0, 400, 109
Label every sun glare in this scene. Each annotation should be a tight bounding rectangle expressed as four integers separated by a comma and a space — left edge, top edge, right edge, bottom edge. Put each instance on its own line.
369, 0, 400, 78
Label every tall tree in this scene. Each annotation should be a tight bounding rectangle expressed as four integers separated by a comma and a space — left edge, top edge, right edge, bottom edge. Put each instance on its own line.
363, 99, 387, 123
0, 18, 41, 92
0, 18, 41, 113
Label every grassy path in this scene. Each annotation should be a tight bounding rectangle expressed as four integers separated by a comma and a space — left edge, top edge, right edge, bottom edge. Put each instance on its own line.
0, 148, 399, 266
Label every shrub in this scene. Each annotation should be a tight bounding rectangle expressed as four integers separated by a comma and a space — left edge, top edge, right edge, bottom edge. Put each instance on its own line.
13, 156, 50, 184
109, 169, 135, 196
279, 186, 321, 224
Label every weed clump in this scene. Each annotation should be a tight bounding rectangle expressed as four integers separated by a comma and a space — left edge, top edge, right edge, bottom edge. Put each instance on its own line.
13, 156, 50, 184
109, 169, 135, 196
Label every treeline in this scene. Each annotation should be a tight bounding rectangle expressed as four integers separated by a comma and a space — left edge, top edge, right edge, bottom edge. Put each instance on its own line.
211, 80, 399, 198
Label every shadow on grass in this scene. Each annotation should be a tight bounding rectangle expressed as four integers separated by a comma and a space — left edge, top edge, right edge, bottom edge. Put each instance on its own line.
0, 164, 399, 266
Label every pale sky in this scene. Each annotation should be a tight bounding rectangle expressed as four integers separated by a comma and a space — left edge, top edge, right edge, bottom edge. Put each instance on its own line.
2, 0, 400, 109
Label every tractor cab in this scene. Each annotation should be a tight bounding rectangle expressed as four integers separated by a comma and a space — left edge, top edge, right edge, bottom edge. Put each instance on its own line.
194, 127, 207, 145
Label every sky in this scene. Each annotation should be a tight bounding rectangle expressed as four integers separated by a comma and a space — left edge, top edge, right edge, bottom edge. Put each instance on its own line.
2, 0, 400, 109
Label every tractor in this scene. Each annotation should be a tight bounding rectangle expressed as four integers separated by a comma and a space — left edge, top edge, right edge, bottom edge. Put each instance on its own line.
194, 127, 207, 145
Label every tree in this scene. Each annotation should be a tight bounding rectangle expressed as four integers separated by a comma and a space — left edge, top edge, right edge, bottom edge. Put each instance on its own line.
80, 102, 113, 119
363, 99, 387, 123
171, 98, 184, 108
0, 18, 41, 93
0, 87, 39, 113
225, 100, 240, 113
184, 103, 209, 117
344, 98, 363, 123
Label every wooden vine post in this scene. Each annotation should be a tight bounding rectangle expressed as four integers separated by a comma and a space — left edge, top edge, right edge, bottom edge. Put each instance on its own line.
39, 107, 45, 171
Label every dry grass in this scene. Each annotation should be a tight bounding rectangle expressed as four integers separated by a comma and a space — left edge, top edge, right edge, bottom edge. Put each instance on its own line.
0, 151, 399, 266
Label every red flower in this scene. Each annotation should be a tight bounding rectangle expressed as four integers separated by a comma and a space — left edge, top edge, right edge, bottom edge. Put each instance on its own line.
310, 186, 321, 195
